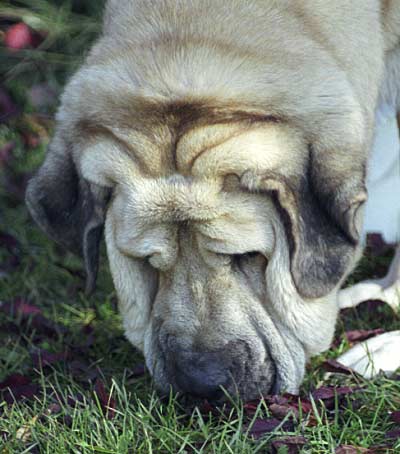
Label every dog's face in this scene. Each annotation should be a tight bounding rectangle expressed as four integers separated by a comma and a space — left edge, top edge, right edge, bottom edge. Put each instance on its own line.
25, 1, 369, 400
86, 119, 341, 399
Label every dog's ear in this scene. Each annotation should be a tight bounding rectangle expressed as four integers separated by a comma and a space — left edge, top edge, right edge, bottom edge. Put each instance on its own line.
241, 160, 366, 299
25, 133, 111, 294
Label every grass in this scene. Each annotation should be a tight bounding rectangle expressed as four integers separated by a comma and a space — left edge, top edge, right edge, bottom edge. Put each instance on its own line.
1, 1, 400, 452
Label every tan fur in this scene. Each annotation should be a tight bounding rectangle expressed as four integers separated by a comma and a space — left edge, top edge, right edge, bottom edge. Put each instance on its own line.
26, 0, 400, 398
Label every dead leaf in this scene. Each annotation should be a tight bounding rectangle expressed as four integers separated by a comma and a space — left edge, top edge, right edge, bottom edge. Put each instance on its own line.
269, 403, 299, 420
271, 436, 307, 454
321, 359, 358, 376
15, 415, 37, 443
247, 417, 294, 440
346, 329, 385, 344
390, 410, 400, 424
386, 428, 400, 440
0, 374, 41, 404
94, 379, 116, 420
335, 445, 371, 454
31, 348, 68, 368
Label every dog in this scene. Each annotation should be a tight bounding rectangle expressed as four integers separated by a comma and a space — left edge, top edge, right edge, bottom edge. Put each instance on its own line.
25, 0, 400, 401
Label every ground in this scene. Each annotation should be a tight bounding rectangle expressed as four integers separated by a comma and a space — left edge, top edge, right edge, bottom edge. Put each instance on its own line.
1, 2, 400, 453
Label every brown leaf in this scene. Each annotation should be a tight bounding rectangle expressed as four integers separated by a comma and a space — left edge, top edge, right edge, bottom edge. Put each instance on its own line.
321, 359, 357, 376
31, 349, 68, 368
269, 403, 299, 420
2, 383, 41, 404
1, 298, 67, 338
346, 329, 385, 344
0, 373, 31, 389
247, 418, 282, 440
15, 416, 38, 443
247, 418, 294, 440
312, 386, 358, 401
335, 445, 371, 454
94, 379, 116, 420
390, 410, 400, 424
271, 436, 307, 454
386, 428, 400, 440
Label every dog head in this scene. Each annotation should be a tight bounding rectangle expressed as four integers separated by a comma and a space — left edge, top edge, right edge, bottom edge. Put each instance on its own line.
26, 4, 368, 400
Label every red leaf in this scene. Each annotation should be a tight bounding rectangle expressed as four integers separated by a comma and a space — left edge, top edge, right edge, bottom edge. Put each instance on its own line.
390, 410, 400, 424
0, 373, 41, 404
31, 349, 68, 368
1, 383, 40, 404
0, 298, 42, 317
272, 436, 307, 454
386, 428, 400, 440
346, 329, 385, 343
269, 403, 299, 420
312, 386, 358, 401
243, 401, 259, 415
248, 418, 282, 439
94, 379, 116, 420
0, 374, 31, 389
1, 299, 67, 337
321, 359, 356, 376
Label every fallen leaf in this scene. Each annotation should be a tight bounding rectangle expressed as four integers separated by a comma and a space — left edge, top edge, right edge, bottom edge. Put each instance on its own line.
335, 445, 371, 454
269, 403, 299, 420
247, 417, 294, 440
346, 329, 385, 344
69, 360, 100, 382
2, 382, 40, 404
243, 401, 259, 415
31, 349, 68, 368
94, 379, 116, 420
129, 363, 146, 378
0, 373, 30, 389
321, 359, 357, 376
386, 428, 400, 440
247, 418, 282, 440
390, 410, 400, 424
0, 298, 42, 317
15, 416, 38, 443
271, 436, 307, 454
0, 298, 67, 338
312, 386, 358, 401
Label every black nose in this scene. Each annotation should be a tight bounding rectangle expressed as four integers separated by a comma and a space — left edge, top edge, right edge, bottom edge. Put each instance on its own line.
172, 351, 232, 399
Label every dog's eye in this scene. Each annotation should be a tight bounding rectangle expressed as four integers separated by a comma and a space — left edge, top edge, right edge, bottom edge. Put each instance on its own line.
232, 251, 259, 261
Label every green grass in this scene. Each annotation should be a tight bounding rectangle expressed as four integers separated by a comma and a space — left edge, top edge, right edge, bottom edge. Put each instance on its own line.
1, 1, 400, 452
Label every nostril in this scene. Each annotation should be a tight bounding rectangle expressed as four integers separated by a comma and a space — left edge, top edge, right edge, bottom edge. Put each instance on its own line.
173, 353, 231, 399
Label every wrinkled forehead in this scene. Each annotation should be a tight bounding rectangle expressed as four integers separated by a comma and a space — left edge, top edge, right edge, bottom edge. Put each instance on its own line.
78, 100, 307, 223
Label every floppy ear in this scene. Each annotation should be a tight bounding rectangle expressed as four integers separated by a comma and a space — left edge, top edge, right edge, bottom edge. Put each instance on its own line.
25, 133, 111, 294
241, 160, 366, 299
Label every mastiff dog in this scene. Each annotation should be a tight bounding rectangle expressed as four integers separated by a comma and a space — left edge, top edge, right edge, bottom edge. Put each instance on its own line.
26, 1, 400, 400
